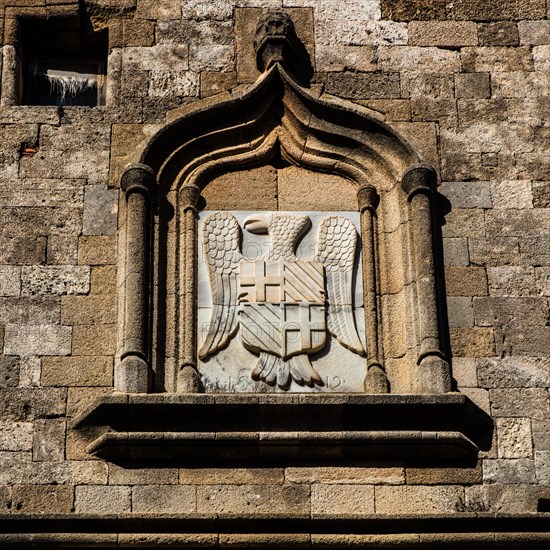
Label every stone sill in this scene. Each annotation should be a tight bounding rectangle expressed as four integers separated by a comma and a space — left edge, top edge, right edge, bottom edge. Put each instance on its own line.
72, 393, 491, 464
0, 513, 549, 548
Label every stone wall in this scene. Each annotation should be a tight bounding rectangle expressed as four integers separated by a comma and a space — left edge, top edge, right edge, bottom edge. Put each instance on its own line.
1, 0, 550, 538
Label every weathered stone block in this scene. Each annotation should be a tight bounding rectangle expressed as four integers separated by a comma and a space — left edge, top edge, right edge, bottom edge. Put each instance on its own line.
535, 267, 550, 296
490, 388, 550, 420
41, 356, 113, 387
0, 356, 19, 388
78, 236, 116, 266
378, 46, 461, 73
0, 236, 47, 265
446, 266, 488, 296
464, 484, 550, 513
450, 327, 495, 357
478, 357, 550, 388
381, 0, 447, 21
316, 45, 377, 73
132, 485, 196, 513
532, 181, 550, 208
33, 418, 65, 462
448, 0, 545, 20
408, 21, 477, 46
401, 73, 454, 99
518, 20, 550, 45
487, 266, 536, 297
483, 459, 536, 484
148, 70, 200, 98
123, 45, 189, 72
82, 185, 118, 236
200, 71, 238, 98
4, 324, 71, 356
443, 208, 485, 238
278, 167, 357, 211
469, 237, 520, 266
196, 484, 310, 516
446, 297, 474, 328
316, 72, 401, 100
71, 324, 116, 356
46, 235, 79, 265
122, 19, 155, 47
535, 451, 550, 483
478, 22, 519, 46
533, 45, 550, 71
492, 71, 550, 98
109, 464, 178, 485
285, 467, 404, 485
473, 297, 548, 328
75, 485, 131, 514
486, 209, 550, 237
520, 236, 550, 266
439, 181, 492, 208
0, 296, 60, 325
497, 417, 533, 459
406, 463, 482, 485
179, 468, 284, 485
311, 484, 374, 516
12, 484, 74, 514
61, 294, 116, 325
90, 266, 117, 295
21, 266, 90, 296
443, 237, 469, 266
0, 388, 66, 421
491, 179, 533, 209
0, 421, 33, 451
375, 486, 464, 514
457, 99, 508, 125
451, 358, 478, 388
0, 266, 20, 297
203, 166, 277, 210
455, 73, 491, 99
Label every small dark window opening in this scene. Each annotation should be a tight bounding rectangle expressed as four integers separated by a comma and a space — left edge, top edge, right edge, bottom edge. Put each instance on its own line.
21, 19, 108, 107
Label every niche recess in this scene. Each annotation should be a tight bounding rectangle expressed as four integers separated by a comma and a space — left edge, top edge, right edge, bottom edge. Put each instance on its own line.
5, 16, 107, 106
74, 10, 490, 463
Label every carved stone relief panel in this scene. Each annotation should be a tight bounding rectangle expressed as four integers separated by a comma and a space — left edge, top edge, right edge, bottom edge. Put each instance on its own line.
197, 210, 366, 393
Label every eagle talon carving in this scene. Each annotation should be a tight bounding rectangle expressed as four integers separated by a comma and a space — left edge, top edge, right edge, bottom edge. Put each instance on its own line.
199, 212, 365, 391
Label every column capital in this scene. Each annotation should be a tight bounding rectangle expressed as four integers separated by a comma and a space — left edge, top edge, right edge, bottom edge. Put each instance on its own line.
179, 183, 201, 210
121, 164, 156, 196
401, 164, 438, 200
357, 185, 379, 213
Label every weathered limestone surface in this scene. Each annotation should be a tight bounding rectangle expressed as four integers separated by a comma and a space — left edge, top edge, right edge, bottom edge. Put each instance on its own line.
0, 1, 548, 544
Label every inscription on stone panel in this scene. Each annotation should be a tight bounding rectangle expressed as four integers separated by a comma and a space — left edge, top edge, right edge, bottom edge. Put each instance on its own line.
198, 211, 366, 392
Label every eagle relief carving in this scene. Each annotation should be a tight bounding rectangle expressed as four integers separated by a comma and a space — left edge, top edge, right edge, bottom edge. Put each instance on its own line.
198, 211, 366, 391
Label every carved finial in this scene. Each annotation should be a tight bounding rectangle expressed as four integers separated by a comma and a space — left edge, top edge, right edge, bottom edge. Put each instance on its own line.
254, 9, 297, 72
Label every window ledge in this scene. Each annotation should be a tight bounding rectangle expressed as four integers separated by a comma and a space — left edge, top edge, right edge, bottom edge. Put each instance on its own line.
72, 393, 491, 464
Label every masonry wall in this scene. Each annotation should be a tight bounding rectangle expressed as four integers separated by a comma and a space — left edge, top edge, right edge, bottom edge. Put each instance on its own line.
1, 0, 550, 519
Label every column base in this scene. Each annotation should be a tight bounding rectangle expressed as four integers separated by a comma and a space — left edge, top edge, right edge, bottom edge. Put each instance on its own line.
364, 364, 389, 393
177, 365, 201, 393
116, 355, 150, 393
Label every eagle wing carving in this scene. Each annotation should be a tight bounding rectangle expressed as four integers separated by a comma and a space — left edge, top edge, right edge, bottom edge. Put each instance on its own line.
316, 216, 365, 356
198, 212, 242, 360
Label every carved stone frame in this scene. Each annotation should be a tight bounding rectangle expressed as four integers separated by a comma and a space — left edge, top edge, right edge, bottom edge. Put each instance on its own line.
74, 12, 491, 462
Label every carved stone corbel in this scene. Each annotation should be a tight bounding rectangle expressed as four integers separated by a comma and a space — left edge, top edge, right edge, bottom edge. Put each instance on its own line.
357, 185, 389, 394
402, 165, 451, 394
254, 9, 298, 73
177, 183, 201, 393
117, 164, 156, 393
